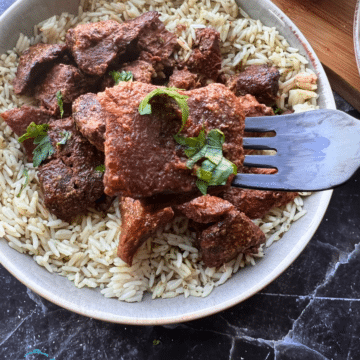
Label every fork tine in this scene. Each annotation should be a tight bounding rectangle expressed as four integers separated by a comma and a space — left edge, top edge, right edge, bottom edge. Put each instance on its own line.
243, 155, 279, 168
232, 173, 284, 190
243, 137, 276, 150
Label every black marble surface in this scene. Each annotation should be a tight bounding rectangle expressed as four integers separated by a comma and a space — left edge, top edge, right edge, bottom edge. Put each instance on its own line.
1, 3, 360, 359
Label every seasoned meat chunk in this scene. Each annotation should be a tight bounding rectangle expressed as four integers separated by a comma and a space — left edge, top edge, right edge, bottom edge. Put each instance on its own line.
199, 209, 266, 268
0, 106, 53, 161
135, 12, 178, 68
72, 93, 107, 151
239, 94, 274, 118
118, 197, 174, 265
97, 81, 245, 200
175, 195, 234, 223
35, 64, 96, 115
221, 185, 297, 220
168, 68, 200, 90
101, 60, 155, 90
186, 28, 222, 81
227, 65, 280, 106
66, 12, 176, 76
37, 117, 111, 222
12, 43, 67, 95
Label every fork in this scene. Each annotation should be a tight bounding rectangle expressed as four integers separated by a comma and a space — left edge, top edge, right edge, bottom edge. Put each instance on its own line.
232, 109, 360, 191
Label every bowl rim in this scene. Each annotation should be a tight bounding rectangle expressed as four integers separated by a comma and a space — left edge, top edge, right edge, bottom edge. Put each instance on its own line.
0, 0, 335, 325
354, 0, 360, 75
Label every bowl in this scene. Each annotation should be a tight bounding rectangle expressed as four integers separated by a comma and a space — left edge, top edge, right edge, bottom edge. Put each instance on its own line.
0, 0, 335, 325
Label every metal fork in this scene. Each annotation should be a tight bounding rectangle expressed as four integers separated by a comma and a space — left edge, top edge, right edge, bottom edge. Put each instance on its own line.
232, 109, 360, 191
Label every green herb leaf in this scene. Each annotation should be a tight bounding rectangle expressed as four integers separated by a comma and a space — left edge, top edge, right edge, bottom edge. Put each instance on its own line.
273, 106, 283, 115
174, 129, 237, 195
17, 167, 29, 197
17, 122, 49, 143
139, 88, 189, 132
56, 90, 64, 118
57, 131, 72, 146
110, 70, 133, 85
153, 339, 161, 346
33, 135, 55, 167
95, 164, 105, 173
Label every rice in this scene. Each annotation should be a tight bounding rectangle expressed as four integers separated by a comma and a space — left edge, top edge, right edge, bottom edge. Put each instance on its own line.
0, 0, 316, 302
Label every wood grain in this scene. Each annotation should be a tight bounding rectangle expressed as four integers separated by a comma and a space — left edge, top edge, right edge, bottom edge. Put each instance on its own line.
272, 0, 360, 111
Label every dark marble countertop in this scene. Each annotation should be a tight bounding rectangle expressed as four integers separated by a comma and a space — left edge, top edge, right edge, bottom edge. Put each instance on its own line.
1, 2, 360, 359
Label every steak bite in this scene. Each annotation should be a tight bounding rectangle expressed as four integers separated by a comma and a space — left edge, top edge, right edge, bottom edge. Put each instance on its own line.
239, 94, 274, 118
0, 106, 53, 161
199, 209, 266, 268
65, 12, 177, 77
221, 180, 298, 220
118, 197, 174, 265
12, 43, 67, 95
35, 64, 97, 116
168, 68, 200, 90
226, 65, 280, 106
72, 93, 107, 151
101, 60, 155, 90
186, 28, 222, 82
175, 195, 234, 223
97, 81, 245, 200
37, 117, 111, 222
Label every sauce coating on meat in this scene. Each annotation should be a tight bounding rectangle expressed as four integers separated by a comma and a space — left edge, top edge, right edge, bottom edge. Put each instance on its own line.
199, 208, 266, 267
72, 93, 107, 152
35, 63, 97, 116
37, 117, 111, 222
97, 81, 245, 199
168, 68, 200, 90
227, 65, 280, 106
1, 106, 53, 161
12, 43, 67, 95
186, 28, 222, 82
118, 197, 174, 265
175, 194, 234, 223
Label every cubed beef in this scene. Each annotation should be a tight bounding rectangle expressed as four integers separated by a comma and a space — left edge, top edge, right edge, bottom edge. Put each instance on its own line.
12, 43, 67, 95
186, 28, 222, 81
97, 81, 245, 200
37, 117, 111, 222
101, 60, 155, 90
239, 94, 274, 118
199, 209, 266, 268
118, 197, 174, 265
175, 195, 234, 223
72, 93, 107, 151
135, 12, 178, 68
226, 65, 280, 106
168, 68, 200, 90
66, 12, 177, 76
0, 106, 53, 161
221, 180, 298, 220
35, 64, 96, 116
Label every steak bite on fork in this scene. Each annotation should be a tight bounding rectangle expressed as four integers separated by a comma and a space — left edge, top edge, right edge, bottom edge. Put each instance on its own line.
97, 81, 245, 202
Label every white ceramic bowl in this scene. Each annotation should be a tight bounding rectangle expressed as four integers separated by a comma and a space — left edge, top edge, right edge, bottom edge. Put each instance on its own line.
0, 0, 335, 325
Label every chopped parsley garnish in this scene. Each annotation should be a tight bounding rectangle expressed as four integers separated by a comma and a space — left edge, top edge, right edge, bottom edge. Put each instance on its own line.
33, 135, 55, 167
18, 122, 55, 167
56, 90, 64, 118
174, 129, 237, 195
17, 167, 29, 197
273, 106, 283, 115
138, 87, 189, 132
95, 164, 105, 172
138, 88, 237, 195
110, 70, 133, 85
57, 131, 72, 146
153, 339, 161, 346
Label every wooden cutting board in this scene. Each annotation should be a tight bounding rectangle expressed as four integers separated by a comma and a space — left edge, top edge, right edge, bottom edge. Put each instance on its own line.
272, 0, 360, 111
